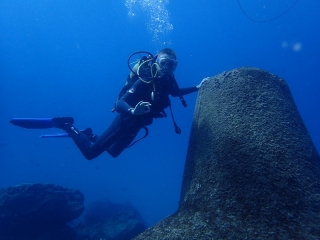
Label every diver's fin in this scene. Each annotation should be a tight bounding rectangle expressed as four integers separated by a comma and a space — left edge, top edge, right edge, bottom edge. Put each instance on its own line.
10, 118, 56, 129
51, 117, 74, 130
39, 133, 70, 138
10, 117, 74, 129
39, 128, 97, 142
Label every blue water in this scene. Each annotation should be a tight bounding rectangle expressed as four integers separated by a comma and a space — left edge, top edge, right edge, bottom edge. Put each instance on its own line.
1, 0, 319, 227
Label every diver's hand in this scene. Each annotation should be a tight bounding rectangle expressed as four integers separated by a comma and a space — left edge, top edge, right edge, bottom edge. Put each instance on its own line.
130, 101, 152, 115
196, 77, 210, 89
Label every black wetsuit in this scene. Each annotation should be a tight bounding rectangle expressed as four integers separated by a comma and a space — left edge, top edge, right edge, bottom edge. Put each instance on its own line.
68, 73, 198, 159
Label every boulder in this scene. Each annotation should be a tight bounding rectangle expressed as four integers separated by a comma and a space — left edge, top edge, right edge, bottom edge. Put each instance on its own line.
0, 183, 84, 239
134, 67, 320, 239
75, 200, 146, 240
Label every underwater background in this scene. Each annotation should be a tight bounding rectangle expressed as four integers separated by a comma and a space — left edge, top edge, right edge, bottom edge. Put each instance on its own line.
1, 0, 319, 227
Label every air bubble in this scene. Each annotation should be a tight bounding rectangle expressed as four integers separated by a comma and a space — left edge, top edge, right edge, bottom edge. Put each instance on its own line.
125, 0, 173, 44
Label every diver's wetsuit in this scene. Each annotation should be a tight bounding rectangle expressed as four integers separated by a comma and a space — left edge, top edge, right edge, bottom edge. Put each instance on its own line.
67, 73, 198, 159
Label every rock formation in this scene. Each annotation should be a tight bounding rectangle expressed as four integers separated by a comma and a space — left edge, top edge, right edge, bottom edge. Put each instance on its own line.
0, 183, 84, 240
75, 200, 146, 240
134, 67, 320, 239
0, 182, 147, 240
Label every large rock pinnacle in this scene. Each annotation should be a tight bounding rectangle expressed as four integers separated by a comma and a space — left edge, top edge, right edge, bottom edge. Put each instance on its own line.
135, 67, 320, 239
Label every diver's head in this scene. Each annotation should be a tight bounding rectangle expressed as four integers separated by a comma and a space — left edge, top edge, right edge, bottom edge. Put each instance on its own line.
155, 48, 178, 75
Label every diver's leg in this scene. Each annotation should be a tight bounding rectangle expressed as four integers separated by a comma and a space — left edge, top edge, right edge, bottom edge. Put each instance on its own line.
81, 128, 98, 142
106, 128, 140, 158
68, 126, 104, 160
52, 117, 120, 160
52, 115, 139, 159
105, 114, 148, 158
90, 114, 133, 158
83, 114, 142, 158
74, 115, 128, 160
51, 117, 100, 159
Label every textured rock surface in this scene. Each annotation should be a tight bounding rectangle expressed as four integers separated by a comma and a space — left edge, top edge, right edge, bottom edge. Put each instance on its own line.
75, 200, 146, 240
135, 67, 320, 239
0, 183, 84, 239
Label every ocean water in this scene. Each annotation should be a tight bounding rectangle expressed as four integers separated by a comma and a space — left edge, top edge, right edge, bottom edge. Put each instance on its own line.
0, 0, 319, 227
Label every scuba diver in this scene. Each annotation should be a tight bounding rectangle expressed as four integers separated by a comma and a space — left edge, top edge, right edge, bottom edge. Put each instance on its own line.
10, 48, 208, 159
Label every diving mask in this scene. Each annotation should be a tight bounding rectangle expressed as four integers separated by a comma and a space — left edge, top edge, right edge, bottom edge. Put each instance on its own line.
156, 56, 178, 73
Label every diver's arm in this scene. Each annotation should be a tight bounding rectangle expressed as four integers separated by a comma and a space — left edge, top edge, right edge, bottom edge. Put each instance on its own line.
170, 77, 198, 97
115, 80, 148, 114
115, 98, 133, 114
170, 77, 209, 97
176, 87, 198, 96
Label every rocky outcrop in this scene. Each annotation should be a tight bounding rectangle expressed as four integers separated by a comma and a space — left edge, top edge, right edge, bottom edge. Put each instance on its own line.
75, 200, 146, 240
0, 183, 84, 240
0, 183, 146, 240
135, 67, 320, 239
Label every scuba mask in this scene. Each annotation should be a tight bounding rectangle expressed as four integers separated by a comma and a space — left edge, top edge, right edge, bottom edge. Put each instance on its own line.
156, 56, 178, 73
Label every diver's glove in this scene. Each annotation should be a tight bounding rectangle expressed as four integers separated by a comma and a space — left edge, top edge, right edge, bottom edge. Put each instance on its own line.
130, 101, 152, 115
196, 77, 210, 89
